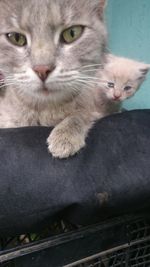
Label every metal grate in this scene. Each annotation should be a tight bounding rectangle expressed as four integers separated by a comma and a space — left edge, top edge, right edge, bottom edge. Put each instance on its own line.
127, 218, 150, 242
0, 220, 76, 251
70, 240, 150, 267
1, 214, 150, 267
67, 216, 150, 267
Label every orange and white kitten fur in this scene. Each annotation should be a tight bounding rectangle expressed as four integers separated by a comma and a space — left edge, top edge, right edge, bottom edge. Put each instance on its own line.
95, 54, 150, 113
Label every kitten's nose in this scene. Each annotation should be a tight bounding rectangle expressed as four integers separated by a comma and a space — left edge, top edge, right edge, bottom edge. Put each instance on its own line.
113, 93, 121, 100
33, 65, 55, 82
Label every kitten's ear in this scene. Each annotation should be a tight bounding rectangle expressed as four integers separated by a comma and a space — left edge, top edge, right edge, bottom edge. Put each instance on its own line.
139, 64, 150, 79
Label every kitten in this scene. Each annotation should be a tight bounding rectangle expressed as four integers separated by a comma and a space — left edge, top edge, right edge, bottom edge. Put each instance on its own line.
95, 54, 150, 114
0, 0, 107, 158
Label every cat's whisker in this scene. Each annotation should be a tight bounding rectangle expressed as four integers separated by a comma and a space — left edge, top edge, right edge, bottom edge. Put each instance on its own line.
8, 78, 30, 84
78, 74, 105, 80
0, 75, 24, 82
52, 77, 104, 88
0, 84, 6, 88
17, 80, 31, 84
63, 64, 103, 73
0, 77, 31, 88
0, 83, 17, 88
77, 79, 99, 85
49, 76, 80, 84
56, 75, 79, 81
3, 79, 18, 83
0, 79, 16, 84
5, 74, 16, 77
76, 82, 98, 89
0, 76, 15, 82
61, 79, 91, 92
77, 77, 106, 84
72, 79, 98, 89
70, 84, 81, 92
78, 75, 108, 83
75, 79, 107, 90
3, 82, 18, 86
79, 64, 103, 69
80, 79, 106, 84
53, 74, 106, 89
73, 81, 92, 90
80, 69, 102, 73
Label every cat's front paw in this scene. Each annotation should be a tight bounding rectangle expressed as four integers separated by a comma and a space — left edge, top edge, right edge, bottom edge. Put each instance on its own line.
47, 128, 85, 158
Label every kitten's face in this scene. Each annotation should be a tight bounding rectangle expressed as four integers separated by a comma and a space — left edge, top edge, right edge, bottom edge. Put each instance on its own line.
0, 0, 107, 103
100, 56, 150, 102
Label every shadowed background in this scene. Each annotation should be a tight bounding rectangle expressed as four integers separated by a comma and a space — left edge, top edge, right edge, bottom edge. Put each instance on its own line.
106, 0, 150, 110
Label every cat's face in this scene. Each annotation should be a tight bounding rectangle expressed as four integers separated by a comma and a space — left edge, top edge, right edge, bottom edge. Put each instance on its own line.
100, 56, 150, 102
0, 0, 107, 103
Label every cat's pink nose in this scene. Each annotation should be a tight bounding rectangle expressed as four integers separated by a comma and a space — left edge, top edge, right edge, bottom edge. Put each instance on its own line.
33, 65, 55, 82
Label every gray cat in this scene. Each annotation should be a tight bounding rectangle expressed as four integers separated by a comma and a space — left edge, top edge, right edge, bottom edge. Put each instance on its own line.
0, 0, 107, 158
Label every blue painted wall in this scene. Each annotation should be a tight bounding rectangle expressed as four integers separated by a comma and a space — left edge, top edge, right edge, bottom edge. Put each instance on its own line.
106, 0, 150, 109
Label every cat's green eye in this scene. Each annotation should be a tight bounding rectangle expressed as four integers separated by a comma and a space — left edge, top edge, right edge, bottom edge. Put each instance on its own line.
6, 32, 27, 47
61, 26, 84, 44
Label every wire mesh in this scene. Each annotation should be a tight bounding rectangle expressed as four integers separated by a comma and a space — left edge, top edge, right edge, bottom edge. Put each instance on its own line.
1, 214, 150, 267
71, 240, 150, 267
0, 220, 77, 251
127, 217, 150, 242
69, 216, 150, 267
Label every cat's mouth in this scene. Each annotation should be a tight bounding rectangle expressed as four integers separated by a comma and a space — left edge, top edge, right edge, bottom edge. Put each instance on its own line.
40, 86, 59, 95
41, 87, 50, 95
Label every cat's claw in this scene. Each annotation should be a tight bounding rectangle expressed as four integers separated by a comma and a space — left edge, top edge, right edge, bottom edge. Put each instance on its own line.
47, 130, 85, 159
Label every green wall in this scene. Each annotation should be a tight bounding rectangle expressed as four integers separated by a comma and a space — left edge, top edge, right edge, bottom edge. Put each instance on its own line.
106, 0, 150, 109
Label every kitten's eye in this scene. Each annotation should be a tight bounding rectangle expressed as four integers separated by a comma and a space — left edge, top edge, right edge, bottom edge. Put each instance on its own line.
61, 26, 84, 44
108, 82, 114, 88
124, 86, 132, 91
6, 32, 27, 47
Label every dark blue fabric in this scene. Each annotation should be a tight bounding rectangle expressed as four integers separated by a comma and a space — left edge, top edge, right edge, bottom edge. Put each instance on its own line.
0, 110, 150, 236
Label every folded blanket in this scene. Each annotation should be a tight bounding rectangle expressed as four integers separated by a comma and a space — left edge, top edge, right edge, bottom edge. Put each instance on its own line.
0, 110, 150, 236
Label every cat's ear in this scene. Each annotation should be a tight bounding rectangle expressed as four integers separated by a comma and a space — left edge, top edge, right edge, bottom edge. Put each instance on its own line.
99, 0, 107, 10
93, 0, 107, 19
138, 64, 150, 80
99, 0, 107, 18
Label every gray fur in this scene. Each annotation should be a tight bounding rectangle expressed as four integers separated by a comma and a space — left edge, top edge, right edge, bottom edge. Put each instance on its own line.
0, 0, 107, 158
